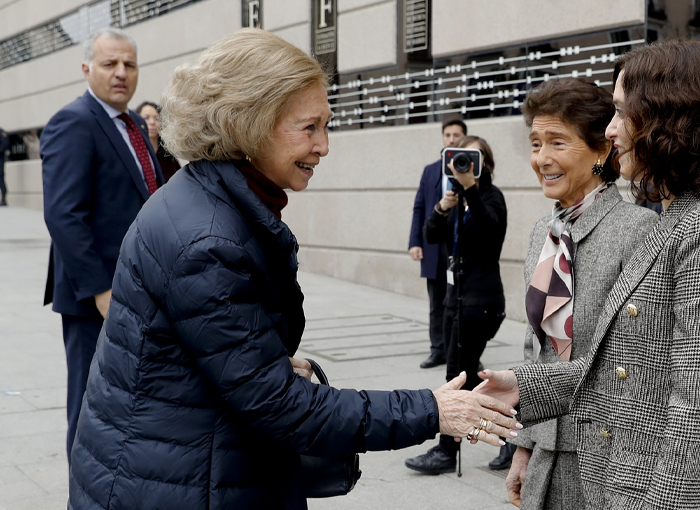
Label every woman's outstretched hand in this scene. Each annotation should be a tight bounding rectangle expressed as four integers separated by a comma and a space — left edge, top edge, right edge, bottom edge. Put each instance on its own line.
472, 369, 520, 410
432, 372, 522, 447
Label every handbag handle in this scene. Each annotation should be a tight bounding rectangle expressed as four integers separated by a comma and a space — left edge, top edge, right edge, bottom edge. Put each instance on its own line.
305, 358, 328, 385
301, 357, 362, 498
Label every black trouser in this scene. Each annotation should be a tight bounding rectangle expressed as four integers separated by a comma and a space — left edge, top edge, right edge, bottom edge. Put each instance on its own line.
62, 314, 103, 465
426, 243, 448, 357
439, 304, 505, 455
426, 276, 447, 357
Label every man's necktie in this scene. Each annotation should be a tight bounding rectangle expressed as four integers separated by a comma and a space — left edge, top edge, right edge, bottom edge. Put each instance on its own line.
119, 113, 158, 195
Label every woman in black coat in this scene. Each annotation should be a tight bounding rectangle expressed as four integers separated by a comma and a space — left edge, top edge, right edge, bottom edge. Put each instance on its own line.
406, 135, 508, 474
67, 29, 521, 510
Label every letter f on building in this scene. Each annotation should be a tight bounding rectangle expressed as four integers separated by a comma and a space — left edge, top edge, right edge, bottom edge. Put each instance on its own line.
319, 0, 333, 28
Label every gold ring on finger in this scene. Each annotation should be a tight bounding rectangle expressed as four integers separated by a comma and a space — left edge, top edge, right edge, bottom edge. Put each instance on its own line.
473, 428, 483, 442
466, 427, 477, 442
478, 417, 490, 431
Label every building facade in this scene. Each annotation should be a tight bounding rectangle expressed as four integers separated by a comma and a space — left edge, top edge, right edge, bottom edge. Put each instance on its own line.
1, 0, 686, 319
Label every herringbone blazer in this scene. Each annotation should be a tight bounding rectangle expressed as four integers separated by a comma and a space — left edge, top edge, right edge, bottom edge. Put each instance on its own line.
514, 185, 658, 453
515, 191, 700, 509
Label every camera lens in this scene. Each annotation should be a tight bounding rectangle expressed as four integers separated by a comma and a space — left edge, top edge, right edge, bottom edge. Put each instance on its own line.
452, 153, 471, 173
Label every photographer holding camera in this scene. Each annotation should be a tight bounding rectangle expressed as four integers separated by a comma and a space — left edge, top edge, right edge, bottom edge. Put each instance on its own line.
409, 119, 467, 369
405, 135, 508, 475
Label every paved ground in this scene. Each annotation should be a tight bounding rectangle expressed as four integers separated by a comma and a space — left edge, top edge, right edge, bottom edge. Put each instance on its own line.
0, 205, 526, 510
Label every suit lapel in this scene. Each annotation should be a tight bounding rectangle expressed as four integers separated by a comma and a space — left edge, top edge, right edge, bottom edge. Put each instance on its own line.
570, 185, 621, 245
82, 93, 151, 201
576, 192, 697, 387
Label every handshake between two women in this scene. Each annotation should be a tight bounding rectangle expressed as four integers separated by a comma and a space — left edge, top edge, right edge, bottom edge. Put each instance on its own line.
432, 371, 522, 445
290, 355, 522, 446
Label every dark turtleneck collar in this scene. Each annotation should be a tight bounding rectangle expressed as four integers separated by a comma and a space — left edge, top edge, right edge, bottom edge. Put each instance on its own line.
235, 159, 288, 219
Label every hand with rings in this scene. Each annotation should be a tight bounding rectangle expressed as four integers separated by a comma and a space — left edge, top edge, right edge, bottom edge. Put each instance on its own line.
432, 372, 522, 447
466, 417, 495, 444
466, 427, 479, 442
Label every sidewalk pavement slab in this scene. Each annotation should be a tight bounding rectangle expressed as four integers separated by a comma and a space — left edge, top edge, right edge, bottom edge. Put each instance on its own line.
0, 205, 526, 510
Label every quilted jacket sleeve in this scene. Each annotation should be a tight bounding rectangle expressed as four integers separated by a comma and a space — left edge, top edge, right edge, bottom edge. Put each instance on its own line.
164, 235, 440, 456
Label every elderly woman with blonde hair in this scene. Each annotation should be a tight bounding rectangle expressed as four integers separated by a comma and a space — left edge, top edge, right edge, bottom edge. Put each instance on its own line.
68, 29, 521, 510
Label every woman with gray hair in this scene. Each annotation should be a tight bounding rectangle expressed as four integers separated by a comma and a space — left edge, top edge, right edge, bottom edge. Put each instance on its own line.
68, 29, 520, 510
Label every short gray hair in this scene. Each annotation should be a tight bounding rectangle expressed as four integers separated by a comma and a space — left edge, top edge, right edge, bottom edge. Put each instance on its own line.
160, 28, 328, 162
83, 27, 137, 65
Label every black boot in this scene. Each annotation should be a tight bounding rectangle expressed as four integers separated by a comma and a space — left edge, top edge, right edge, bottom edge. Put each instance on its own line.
405, 445, 456, 474
0, 196, 6, 206
488, 442, 516, 470
420, 352, 446, 369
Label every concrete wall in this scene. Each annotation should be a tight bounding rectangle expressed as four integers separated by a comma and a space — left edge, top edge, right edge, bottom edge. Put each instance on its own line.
338, 0, 397, 73
0, 0, 88, 40
5, 159, 43, 210
432, 0, 646, 57
5, 113, 638, 323
1, 0, 644, 322
283, 116, 554, 322
7, 114, 553, 321
284, 116, 637, 322
0, 0, 242, 131
265, 0, 312, 53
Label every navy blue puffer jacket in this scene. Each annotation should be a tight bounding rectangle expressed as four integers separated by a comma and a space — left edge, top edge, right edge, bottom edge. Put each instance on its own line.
68, 160, 440, 510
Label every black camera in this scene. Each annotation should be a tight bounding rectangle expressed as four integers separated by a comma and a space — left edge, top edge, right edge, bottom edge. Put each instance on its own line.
441, 147, 482, 179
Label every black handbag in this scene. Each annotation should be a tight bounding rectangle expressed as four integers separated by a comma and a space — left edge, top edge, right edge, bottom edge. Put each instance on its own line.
300, 358, 362, 498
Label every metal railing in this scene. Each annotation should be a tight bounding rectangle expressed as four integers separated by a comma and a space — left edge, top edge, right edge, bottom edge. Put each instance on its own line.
0, 0, 202, 71
328, 39, 645, 129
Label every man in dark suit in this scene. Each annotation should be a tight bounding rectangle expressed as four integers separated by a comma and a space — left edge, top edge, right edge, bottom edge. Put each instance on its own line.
41, 27, 163, 462
408, 119, 466, 369
0, 126, 9, 206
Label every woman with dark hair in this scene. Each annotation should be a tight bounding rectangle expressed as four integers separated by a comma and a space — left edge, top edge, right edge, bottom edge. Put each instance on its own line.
136, 101, 181, 182
405, 134, 509, 474
504, 78, 657, 509
476, 39, 700, 509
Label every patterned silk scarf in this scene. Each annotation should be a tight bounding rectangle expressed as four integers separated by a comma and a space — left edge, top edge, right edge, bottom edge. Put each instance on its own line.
525, 183, 608, 361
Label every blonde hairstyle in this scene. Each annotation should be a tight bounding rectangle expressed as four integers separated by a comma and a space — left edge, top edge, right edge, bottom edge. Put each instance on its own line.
160, 28, 329, 161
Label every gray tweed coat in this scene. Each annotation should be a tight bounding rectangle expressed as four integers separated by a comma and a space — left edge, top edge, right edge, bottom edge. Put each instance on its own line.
512, 185, 658, 509
514, 191, 700, 509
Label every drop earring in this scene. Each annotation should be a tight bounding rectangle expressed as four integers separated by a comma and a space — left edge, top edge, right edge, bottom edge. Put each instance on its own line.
592, 159, 604, 176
